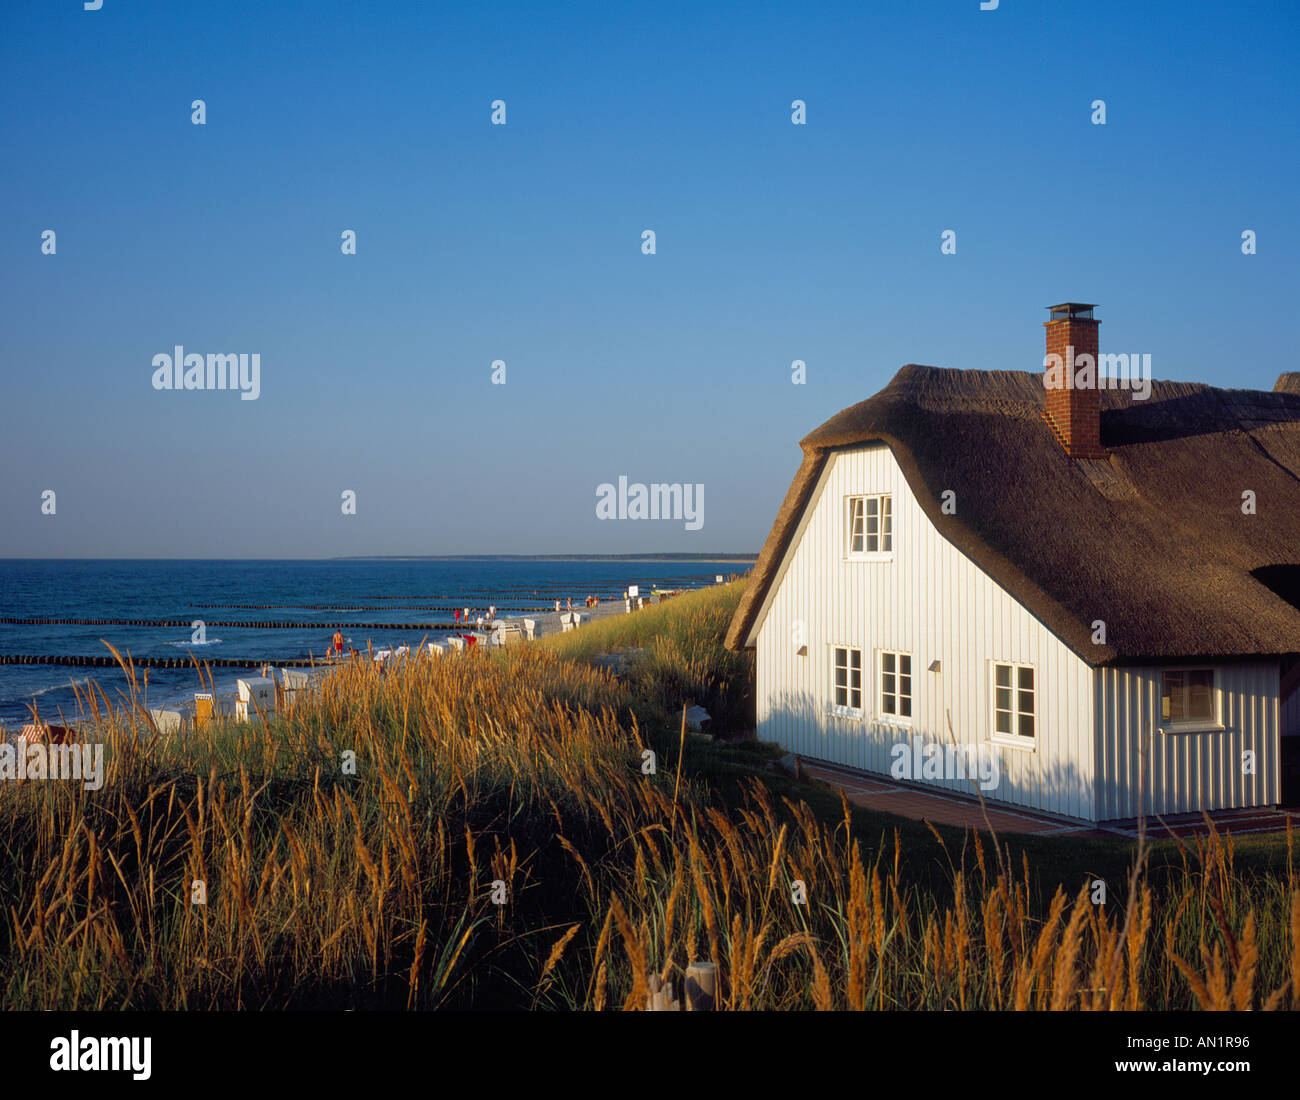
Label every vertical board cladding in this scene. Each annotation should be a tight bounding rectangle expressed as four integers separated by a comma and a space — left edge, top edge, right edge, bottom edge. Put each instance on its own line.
753, 444, 1097, 820
1095, 664, 1280, 820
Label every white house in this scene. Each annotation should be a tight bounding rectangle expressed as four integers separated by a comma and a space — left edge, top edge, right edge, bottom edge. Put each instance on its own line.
727, 304, 1300, 823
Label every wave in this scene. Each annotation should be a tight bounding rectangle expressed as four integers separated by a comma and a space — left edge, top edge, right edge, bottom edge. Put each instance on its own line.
21, 679, 92, 700
165, 638, 223, 647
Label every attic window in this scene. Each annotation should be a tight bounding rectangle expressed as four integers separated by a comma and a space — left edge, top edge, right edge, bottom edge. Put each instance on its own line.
847, 495, 892, 557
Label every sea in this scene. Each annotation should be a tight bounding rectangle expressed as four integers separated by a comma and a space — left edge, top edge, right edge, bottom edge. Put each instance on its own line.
0, 558, 749, 731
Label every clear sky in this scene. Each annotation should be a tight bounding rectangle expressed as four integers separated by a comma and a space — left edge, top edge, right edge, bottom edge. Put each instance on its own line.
2, 0, 1296, 558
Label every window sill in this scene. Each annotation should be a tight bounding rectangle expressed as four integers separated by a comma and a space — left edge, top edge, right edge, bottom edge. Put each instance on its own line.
1159, 724, 1227, 735
990, 735, 1037, 753
872, 714, 913, 730
827, 706, 864, 720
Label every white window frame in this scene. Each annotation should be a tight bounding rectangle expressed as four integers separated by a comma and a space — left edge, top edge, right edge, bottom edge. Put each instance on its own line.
877, 649, 914, 724
1158, 667, 1223, 733
846, 494, 893, 560
829, 644, 864, 718
990, 661, 1037, 750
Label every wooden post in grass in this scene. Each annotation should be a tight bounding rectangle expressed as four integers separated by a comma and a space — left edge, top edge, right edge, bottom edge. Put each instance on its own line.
646, 973, 681, 1011
685, 962, 717, 1011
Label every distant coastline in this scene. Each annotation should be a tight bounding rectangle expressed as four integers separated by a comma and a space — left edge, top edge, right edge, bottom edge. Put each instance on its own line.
0, 555, 757, 563
334, 554, 758, 563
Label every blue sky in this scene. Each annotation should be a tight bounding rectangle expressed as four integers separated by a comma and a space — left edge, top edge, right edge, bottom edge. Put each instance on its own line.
2, 0, 1296, 557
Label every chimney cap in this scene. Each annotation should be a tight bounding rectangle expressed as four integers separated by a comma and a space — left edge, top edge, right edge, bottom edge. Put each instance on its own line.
1046, 303, 1099, 322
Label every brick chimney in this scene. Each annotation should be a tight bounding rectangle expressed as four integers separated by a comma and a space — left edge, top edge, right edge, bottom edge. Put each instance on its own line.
1043, 302, 1106, 459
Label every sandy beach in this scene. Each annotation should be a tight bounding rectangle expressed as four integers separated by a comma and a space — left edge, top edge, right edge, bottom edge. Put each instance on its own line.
493, 598, 636, 640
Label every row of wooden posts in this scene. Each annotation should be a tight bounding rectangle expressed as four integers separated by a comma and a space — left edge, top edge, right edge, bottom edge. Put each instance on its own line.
646, 962, 716, 1011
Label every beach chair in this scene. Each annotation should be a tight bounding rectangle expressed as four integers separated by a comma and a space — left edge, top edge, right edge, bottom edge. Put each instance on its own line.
194, 693, 218, 729
148, 708, 186, 735
19, 721, 78, 744
236, 677, 275, 722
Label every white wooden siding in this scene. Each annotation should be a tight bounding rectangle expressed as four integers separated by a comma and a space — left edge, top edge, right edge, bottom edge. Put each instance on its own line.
1095, 664, 1280, 818
754, 444, 1097, 820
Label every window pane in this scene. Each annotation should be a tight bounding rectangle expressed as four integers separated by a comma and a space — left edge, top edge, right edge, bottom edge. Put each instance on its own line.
1018, 689, 1034, 714
900, 696, 912, 718
996, 687, 1011, 711
1018, 667, 1034, 691
867, 498, 878, 520
850, 666, 861, 690
900, 674, 912, 698
900, 654, 911, 676
882, 672, 895, 695
995, 665, 1011, 688
1018, 713, 1035, 738
882, 652, 895, 673
996, 710, 1011, 734
1188, 671, 1213, 720
850, 650, 861, 671
1162, 671, 1182, 723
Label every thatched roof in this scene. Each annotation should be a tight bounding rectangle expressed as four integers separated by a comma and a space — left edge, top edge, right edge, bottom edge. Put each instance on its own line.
726, 364, 1300, 664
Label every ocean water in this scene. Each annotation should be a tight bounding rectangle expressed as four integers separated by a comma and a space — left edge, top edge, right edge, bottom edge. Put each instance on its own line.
0, 559, 746, 730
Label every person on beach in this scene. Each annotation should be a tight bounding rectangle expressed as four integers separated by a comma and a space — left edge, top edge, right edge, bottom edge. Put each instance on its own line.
489, 604, 496, 622
554, 600, 560, 612
454, 608, 460, 624
333, 630, 344, 658
566, 598, 572, 612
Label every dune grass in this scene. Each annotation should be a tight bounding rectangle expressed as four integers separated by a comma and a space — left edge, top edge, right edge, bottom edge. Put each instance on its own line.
540, 579, 754, 733
1, 582, 1297, 1010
